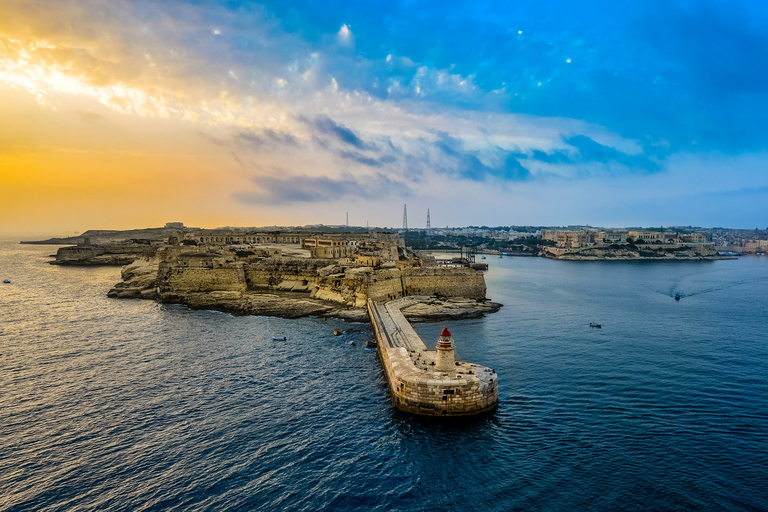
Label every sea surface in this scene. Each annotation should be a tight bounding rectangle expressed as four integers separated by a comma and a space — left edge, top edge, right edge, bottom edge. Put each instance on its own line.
1, 239, 767, 511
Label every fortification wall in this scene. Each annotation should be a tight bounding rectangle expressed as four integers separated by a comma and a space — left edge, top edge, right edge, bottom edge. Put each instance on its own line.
158, 264, 246, 292
242, 261, 367, 307
244, 267, 318, 291
365, 268, 405, 302
245, 264, 488, 305
155, 259, 488, 307
403, 268, 486, 299
364, 267, 486, 302
368, 300, 498, 417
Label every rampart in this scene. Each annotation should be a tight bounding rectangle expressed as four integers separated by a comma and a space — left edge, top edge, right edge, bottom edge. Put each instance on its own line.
152, 257, 488, 309
157, 262, 247, 292
368, 299, 498, 417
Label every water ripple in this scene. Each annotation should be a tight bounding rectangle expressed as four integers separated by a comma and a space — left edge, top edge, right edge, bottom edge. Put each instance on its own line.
2, 242, 768, 511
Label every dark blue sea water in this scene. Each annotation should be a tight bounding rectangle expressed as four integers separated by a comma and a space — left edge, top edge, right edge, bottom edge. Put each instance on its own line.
2, 239, 767, 511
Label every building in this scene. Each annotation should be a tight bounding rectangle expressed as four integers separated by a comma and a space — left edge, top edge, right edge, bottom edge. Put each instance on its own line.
186, 230, 303, 245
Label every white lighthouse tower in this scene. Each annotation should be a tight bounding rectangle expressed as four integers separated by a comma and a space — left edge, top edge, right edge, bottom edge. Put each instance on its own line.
435, 327, 456, 372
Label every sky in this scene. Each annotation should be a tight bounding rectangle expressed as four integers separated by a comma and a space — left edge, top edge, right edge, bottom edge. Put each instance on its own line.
1, 0, 768, 232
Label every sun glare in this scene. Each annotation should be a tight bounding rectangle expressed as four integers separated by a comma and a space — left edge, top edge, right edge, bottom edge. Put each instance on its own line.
0, 37, 292, 132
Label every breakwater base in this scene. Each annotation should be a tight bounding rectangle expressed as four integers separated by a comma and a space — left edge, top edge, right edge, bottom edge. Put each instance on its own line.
368, 298, 498, 417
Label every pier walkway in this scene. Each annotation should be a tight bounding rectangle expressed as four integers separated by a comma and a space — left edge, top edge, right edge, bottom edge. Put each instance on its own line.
368, 299, 498, 417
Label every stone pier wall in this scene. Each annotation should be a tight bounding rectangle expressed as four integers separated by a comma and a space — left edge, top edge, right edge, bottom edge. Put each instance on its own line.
368, 299, 498, 417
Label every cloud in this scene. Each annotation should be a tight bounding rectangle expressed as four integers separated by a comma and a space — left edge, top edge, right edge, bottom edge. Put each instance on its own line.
307, 114, 373, 150
453, 153, 531, 182
234, 172, 409, 204
561, 135, 660, 172
431, 132, 528, 181
337, 150, 396, 167
337, 24, 353, 46
5, 0, 768, 230
236, 129, 299, 149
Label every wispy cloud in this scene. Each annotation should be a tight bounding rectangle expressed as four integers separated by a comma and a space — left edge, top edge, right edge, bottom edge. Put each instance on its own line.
337, 150, 395, 167
234, 172, 409, 204
520, 135, 661, 173
236, 129, 300, 149
306, 115, 373, 150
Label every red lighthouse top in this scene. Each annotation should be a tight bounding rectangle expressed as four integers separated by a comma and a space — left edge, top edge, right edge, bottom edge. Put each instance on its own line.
440, 327, 451, 337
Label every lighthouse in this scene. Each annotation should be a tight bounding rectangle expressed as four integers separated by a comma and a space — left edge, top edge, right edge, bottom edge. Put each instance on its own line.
435, 327, 456, 372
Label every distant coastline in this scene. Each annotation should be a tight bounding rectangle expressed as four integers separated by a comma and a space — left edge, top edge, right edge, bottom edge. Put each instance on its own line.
540, 244, 735, 261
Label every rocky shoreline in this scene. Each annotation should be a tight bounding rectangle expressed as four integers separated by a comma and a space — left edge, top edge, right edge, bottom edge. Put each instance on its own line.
107, 259, 502, 322
541, 244, 735, 261
545, 254, 735, 261
157, 292, 501, 322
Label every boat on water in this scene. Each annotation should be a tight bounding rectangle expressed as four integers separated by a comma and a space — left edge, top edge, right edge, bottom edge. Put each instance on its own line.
675, 294, 680, 301
589, 323, 602, 328
271, 336, 287, 341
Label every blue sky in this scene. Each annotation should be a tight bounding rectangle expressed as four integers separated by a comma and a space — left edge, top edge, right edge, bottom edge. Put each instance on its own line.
1, 0, 767, 230
256, 0, 768, 148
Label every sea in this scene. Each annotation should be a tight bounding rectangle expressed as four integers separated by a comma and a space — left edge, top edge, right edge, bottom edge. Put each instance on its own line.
1, 238, 767, 512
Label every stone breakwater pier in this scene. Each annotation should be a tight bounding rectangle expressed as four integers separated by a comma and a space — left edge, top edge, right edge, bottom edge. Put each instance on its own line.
368, 298, 498, 417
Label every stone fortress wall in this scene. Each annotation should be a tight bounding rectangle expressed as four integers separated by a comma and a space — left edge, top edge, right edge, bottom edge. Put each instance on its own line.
159, 264, 247, 293
368, 299, 498, 417
156, 257, 487, 308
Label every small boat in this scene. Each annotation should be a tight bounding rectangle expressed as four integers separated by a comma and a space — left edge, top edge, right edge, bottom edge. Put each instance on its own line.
481, 256, 486, 260
3, 279, 10, 284
675, 294, 680, 301
589, 323, 602, 328
271, 336, 287, 341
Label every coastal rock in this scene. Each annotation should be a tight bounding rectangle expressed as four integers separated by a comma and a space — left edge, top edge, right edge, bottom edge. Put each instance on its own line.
397, 296, 503, 322
317, 264, 341, 277
163, 291, 353, 319
107, 259, 159, 298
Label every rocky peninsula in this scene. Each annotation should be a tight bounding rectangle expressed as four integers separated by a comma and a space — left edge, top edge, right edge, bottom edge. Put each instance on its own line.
105, 230, 501, 322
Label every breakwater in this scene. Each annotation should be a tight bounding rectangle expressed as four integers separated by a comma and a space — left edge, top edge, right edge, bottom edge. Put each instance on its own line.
368, 298, 498, 417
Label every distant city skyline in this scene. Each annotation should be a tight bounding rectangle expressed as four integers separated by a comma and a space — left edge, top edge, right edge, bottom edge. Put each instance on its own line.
2, 1, 768, 233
